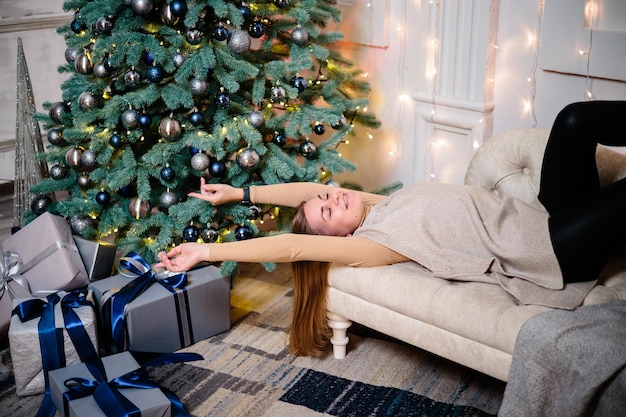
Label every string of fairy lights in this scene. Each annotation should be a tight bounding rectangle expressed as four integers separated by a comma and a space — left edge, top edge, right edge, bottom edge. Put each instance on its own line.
525, 0, 600, 129
334, 1, 601, 183
427, 0, 440, 181
581, 0, 597, 101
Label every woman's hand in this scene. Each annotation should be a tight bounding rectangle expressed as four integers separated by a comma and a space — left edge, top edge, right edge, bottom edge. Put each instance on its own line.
154, 243, 208, 273
188, 177, 242, 205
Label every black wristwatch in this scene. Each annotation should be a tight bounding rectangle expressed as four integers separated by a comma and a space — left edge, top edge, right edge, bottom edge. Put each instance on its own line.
241, 186, 252, 205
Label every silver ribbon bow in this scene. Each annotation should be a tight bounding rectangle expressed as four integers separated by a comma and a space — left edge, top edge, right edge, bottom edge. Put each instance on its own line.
0, 248, 31, 300
0, 240, 78, 300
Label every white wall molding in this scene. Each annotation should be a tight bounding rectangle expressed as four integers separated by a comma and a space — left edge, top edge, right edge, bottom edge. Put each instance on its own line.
411, 0, 499, 184
0, 14, 71, 34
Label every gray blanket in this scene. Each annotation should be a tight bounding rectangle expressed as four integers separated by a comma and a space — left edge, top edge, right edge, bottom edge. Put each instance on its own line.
499, 301, 626, 416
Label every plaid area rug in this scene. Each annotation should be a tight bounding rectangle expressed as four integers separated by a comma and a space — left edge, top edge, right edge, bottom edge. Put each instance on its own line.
0, 263, 504, 416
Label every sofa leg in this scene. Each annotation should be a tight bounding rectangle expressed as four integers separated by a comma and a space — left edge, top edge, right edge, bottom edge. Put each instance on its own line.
327, 311, 352, 359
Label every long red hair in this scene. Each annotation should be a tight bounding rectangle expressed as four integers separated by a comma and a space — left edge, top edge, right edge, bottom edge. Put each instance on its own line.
289, 201, 332, 357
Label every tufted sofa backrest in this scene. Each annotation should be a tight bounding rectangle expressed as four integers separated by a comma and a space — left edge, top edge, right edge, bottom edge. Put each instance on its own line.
464, 129, 626, 211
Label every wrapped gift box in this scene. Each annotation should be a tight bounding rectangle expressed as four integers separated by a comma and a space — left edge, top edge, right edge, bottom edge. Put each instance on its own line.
0, 278, 32, 340
3, 212, 89, 293
8, 290, 99, 396
89, 264, 230, 353
48, 351, 171, 417
74, 236, 117, 281
1, 213, 90, 338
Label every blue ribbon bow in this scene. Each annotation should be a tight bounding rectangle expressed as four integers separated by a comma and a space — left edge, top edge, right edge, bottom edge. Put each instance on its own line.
104, 252, 193, 353
61, 352, 202, 417
12, 289, 99, 417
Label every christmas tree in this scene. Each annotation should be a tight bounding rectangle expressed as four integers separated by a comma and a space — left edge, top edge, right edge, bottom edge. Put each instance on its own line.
29, 0, 380, 273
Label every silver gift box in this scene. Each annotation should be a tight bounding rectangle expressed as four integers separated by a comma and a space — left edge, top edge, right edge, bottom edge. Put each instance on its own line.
1, 213, 90, 338
8, 291, 98, 396
89, 264, 230, 353
48, 351, 170, 417
74, 236, 117, 281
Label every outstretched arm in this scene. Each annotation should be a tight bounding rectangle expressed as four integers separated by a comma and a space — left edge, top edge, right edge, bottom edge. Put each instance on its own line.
188, 179, 385, 208
155, 234, 409, 272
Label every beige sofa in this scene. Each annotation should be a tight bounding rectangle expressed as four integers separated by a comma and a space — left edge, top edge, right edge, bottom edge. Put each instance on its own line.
326, 129, 626, 382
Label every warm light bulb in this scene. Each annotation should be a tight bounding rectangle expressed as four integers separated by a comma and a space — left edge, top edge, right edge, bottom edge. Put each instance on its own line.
524, 100, 532, 113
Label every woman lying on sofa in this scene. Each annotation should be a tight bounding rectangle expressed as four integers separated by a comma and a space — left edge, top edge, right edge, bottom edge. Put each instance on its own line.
156, 100, 626, 357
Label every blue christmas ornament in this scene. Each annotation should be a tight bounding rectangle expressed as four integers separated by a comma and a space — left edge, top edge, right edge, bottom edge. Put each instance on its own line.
146, 65, 165, 83
71, 19, 86, 34
138, 113, 152, 128
96, 190, 111, 205
249, 21, 265, 38
291, 76, 307, 93
117, 184, 136, 197
208, 160, 226, 178
189, 111, 204, 126
234, 225, 253, 241
188, 146, 200, 155
273, 132, 287, 147
212, 25, 229, 41
109, 133, 124, 149
170, 0, 188, 17
214, 91, 231, 109
239, 5, 252, 20
143, 51, 155, 65
160, 165, 176, 182
314, 123, 326, 135
183, 224, 201, 242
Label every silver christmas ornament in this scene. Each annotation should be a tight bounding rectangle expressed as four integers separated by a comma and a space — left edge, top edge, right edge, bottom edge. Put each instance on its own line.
291, 27, 309, 45
129, 197, 151, 219
80, 149, 98, 168
332, 115, 347, 130
124, 69, 141, 86
189, 78, 208, 95
30, 195, 51, 215
122, 109, 139, 130
47, 129, 66, 146
173, 52, 185, 67
70, 215, 95, 234
95, 16, 113, 32
74, 53, 93, 74
228, 30, 251, 53
65, 48, 78, 63
236, 148, 260, 170
131, 0, 153, 15
78, 91, 97, 111
159, 116, 181, 141
201, 227, 219, 243
49, 102, 68, 123
247, 110, 264, 128
325, 178, 340, 187
159, 190, 179, 208
270, 86, 286, 102
186, 29, 203, 45
49, 164, 68, 180
93, 62, 110, 78
161, 4, 180, 25
77, 174, 91, 189
299, 140, 317, 158
190, 152, 210, 171
65, 147, 84, 169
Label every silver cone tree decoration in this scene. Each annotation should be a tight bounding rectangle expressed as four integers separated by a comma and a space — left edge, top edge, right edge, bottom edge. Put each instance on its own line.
14, 37, 50, 229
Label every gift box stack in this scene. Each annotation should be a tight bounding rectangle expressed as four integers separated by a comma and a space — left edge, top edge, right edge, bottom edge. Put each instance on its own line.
3, 212, 231, 416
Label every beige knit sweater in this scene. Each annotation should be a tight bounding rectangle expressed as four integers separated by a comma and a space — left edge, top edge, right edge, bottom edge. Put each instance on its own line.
208, 182, 595, 309
354, 182, 596, 309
